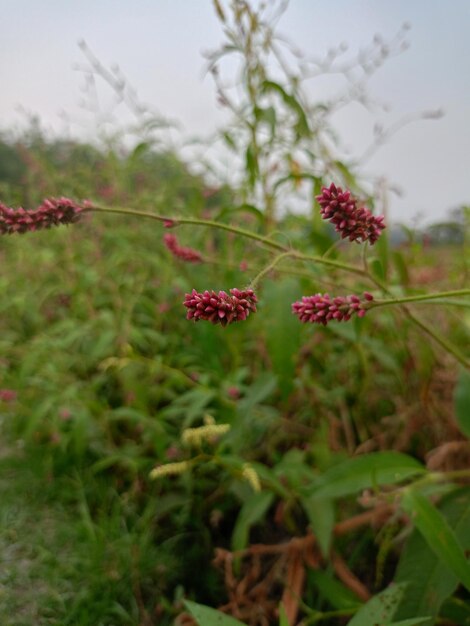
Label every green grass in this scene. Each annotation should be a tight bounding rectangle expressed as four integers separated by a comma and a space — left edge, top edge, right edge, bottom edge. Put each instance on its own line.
0, 448, 170, 626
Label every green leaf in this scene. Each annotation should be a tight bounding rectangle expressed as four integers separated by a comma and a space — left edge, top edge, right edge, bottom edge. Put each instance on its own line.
216, 203, 264, 224
262, 80, 310, 138
302, 496, 335, 557
245, 143, 259, 189
392, 251, 410, 286
254, 105, 276, 136
347, 583, 407, 625
370, 258, 386, 282
129, 141, 151, 161
309, 570, 363, 610
388, 616, 429, 626
273, 171, 318, 193
238, 373, 278, 411
278, 604, 289, 626
333, 160, 358, 189
440, 596, 470, 625
184, 600, 246, 626
231, 491, 274, 552
222, 131, 237, 151
375, 223, 390, 279
401, 488, 470, 592
395, 487, 470, 624
305, 452, 425, 500
454, 368, 470, 438
262, 278, 302, 398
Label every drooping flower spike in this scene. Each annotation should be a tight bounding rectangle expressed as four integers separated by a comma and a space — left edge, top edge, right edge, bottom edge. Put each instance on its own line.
0, 198, 85, 235
292, 292, 374, 325
163, 233, 203, 263
316, 183, 385, 245
184, 288, 257, 326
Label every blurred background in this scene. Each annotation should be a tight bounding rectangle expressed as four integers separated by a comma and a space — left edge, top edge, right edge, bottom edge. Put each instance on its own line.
1, 0, 469, 224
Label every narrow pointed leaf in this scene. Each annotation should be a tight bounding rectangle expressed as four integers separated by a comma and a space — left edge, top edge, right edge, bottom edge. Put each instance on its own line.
347, 583, 406, 625
305, 452, 425, 499
401, 489, 470, 592
184, 600, 246, 626
454, 368, 470, 438
231, 490, 274, 552
395, 487, 470, 624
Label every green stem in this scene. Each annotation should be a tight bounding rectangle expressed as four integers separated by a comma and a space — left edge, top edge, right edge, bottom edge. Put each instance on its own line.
88, 205, 368, 277
362, 241, 369, 273
248, 251, 294, 289
305, 607, 357, 624
88, 204, 469, 368
88, 205, 286, 252
371, 289, 470, 308
365, 274, 470, 370
394, 467, 470, 496
297, 252, 367, 277
321, 239, 342, 258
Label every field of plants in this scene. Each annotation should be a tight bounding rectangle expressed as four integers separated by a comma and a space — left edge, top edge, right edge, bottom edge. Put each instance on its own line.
1, 2, 470, 625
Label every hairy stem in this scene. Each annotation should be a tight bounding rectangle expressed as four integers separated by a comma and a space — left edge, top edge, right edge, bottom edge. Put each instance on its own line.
367, 274, 470, 369
249, 251, 295, 289
371, 289, 470, 308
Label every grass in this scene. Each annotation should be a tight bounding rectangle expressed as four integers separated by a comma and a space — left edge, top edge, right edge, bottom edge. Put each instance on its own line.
0, 446, 169, 626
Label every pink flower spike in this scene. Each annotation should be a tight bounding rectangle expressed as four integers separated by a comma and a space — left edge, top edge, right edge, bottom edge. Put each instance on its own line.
292, 293, 372, 325
183, 288, 257, 326
163, 233, 203, 263
0, 198, 85, 235
316, 183, 385, 245
0, 198, 88, 235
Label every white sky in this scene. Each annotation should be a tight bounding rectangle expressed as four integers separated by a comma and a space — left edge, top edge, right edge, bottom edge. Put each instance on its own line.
1, 0, 469, 224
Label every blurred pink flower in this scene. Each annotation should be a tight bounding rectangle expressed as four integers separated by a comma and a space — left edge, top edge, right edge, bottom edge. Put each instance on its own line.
163, 233, 203, 263
316, 183, 385, 245
0, 197, 85, 235
0, 389, 16, 402
59, 408, 72, 421
227, 386, 241, 400
165, 445, 181, 460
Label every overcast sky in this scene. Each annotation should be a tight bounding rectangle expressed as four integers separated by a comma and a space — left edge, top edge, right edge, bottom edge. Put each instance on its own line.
1, 0, 469, 224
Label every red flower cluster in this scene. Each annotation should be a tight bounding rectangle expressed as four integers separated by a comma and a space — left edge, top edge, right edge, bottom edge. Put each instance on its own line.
316, 183, 385, 245
0, 198, 85, 235
163, 233, 203, 263
292, 292, 374, 325
184, 288, 257, 326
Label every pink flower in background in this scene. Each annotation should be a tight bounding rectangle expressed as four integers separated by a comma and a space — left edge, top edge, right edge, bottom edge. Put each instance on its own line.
165, 445, 181, 460
227, 386, 241, 400
292, 292, 374, 325
163, 233, 203, 263
316, 183, 385, 245
0, 197, 85, 235
59, 408, 72, 421
0, 389, 17, 402
184, 288, 257, 326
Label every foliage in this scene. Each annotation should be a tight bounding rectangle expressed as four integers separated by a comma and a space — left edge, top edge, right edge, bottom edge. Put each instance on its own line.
1, 1, 470, 625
